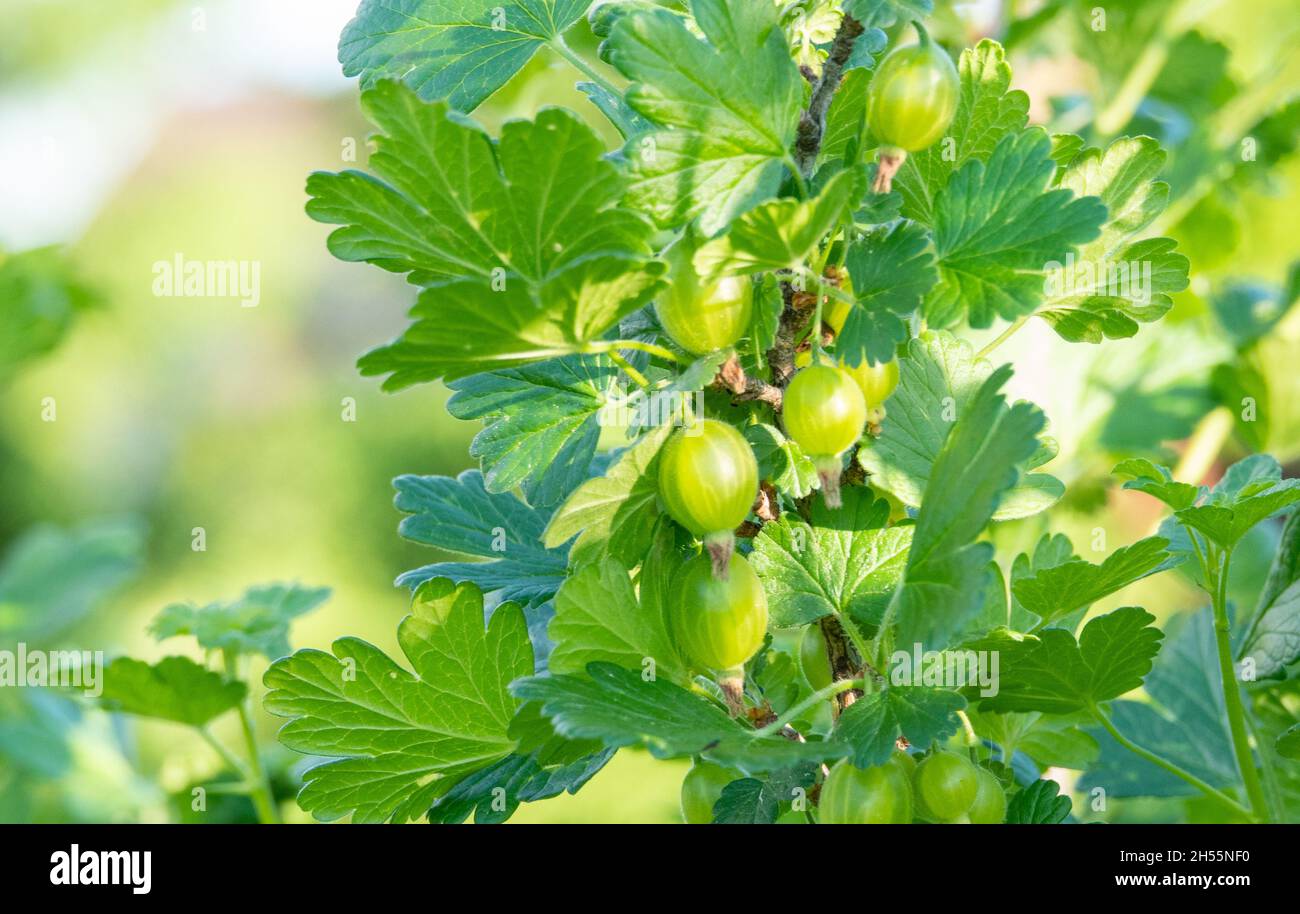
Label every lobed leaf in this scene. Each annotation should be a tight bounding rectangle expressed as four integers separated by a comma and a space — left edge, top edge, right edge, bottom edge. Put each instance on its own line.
265, 578, 533, 823
99, 657, 246, 727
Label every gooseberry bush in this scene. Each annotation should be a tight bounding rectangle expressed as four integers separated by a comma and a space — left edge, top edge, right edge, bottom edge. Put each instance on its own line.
251, 0, 1299, 824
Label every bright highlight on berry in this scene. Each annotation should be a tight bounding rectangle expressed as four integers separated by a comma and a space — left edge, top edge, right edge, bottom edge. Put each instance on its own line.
866, 21, 959, 193
782, 364, 868, 508
658, 419, 758, 577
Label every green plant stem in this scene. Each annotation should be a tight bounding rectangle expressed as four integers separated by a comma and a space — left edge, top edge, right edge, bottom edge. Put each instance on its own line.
549, 36, 621, 100
198, 727, 250, 781
606, 349, 650, 389
588, 338, 690, 366
1207, 549, 1271, 821
223, 652, 279, 824
754, 678, 864, 738
235, 702, 279, 825
1091, 706, 1254, 819
974, 316, 1029, 360
785, 158, 810, 199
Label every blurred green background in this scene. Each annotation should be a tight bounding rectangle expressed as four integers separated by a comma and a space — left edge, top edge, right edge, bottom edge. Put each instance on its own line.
0, 0, 1297, 823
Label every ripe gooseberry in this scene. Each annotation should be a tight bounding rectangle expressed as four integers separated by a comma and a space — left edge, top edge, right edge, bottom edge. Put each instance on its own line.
819, 755, 914, 824
966, 766, 1007, 824
654, 242, 752, 356
913, 751, 980, 821
841, 357, 899, 429
658, 419, 758, 577
680, 759, 741, 824
669, 550, 768, 706
865, 21, 958, 192
782, 364, 867, 508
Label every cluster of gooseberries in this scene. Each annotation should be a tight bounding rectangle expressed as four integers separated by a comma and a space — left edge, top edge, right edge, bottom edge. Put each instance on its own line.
646, 22, 961, 823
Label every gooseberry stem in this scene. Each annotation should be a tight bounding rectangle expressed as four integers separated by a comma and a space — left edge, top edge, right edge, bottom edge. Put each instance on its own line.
753, 678, 865, 738
587, 339, 691, 366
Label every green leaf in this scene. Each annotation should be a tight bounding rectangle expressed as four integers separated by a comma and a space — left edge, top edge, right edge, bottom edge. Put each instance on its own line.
893, 40, 1030, 225
394, 470, 568, 607
1038, 137, 1189, 343
892, 361, 1046, 650
858, 331, 1063, 523
821, 69, 871, 165
1239, 509, 1300, 679
1176, 481, 1300, 549
693, 169, 863, 276
0, 519, 143, 642
426, 704, 614, 823
512, 662, 851, 773
1005, 778, 1071, 824
1010, 536, 1181, 628
924, 129, 1107, 329
834, 687, 966, 767
0, 246, 98, 379
308, 80, 664, 388
747, 275, 783, 370
843, 0, 934, 29
1112, 457, 1199, 510
150, 583, 330, 661
838, 220, 938, 367
543, 422, 673, 565
1078, 608, 1237, 798
99, 657, 246, 727
605, 0, 804, 232
1007, 533, 1076, 631
447, 355, 618, 507
338, 0, 590, 112
749, 487, 912, 629
711, 777, 779, 824
547, 556, 688, 685
1277, 724, 1300, 761
577, 80, 654, 139
265, 578, 533, 823
744, 422, 819, 500
977, 606, 1164, 715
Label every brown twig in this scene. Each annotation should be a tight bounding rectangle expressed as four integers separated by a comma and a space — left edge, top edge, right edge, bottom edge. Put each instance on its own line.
818, 615, 864, 715
792, 14, 866, 178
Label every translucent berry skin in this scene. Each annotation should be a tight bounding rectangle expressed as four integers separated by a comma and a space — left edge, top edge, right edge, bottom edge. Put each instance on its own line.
680, 759, 740, 824
783, 364, 868, 459
658, 419, 758, 539
966, 767, 1007, 824
866, 27, 959, 153
819, 756, 914, 824
669, 551, 768, 672
800, 624, 834, 691
914, 751, 980, 821
655, 265, 752, 356
841, 358, 899, 410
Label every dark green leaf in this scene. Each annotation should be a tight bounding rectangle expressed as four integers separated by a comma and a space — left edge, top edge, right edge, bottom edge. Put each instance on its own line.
265, 579, 533, 822
838, 221, 937, 367
1006, 778, 1071, 824
711, 777, 779, 824
394, 470, 567, 607
447, 355, 618, 507
749, 487, 912, 629
512, 662, 851, 773
834, 687, 966, 767
1240, 508, 1300, 679
978, 607, 1164, 715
